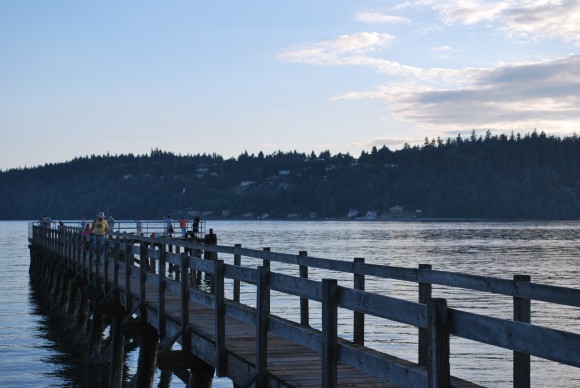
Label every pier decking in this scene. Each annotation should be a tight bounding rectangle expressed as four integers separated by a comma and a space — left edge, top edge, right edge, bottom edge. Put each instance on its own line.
28, 224, 580, 387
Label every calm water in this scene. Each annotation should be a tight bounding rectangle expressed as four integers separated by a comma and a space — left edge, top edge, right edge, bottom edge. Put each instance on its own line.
1, 220, 579, 387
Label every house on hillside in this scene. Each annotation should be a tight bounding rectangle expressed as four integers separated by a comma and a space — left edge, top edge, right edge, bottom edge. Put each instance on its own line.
347, 209, 358, 218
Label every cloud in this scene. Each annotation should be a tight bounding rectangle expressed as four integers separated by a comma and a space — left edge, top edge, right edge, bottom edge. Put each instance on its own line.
415, 0, 580, 45
355, 12, 411, 24
431, 45, 454, 52
386, 55, 580, 131
329, 54, 580, 133
280, 34, 480, 84
359, 137, 423, 149
278, 32, 395, 65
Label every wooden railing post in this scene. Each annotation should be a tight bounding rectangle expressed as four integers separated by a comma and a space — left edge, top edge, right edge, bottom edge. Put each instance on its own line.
88, 236, 94, 284
514, 275, 531, 388
124, 239, 132, 311
428, 298, 449, 388
262, 247, 270, 270
103, 238, 110, 294
419, 263, 433, 365
256, 265, 270, 387
82, 232, 87, 278
353, 257, 365, 345
215, 259, 226, 376
322, 278, 338, 388
181, 252, 191, 352
139, 242, 148, 319
234, 244, 241, 302
95, 238, 102, 291
158, 243, 167, 338
113, 239, 120, 301
299, 250, 309, 327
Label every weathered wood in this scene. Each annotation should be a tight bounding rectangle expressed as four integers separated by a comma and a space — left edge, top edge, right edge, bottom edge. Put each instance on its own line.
133, 324, 159, 388
139, 242, 148, 319
87, 302, 105, 363
322, 278, 338, 388
419, 263, 432, 366
158, 243, 167, 338
109, 313, 125, 388
513, 274, 531, 388
428, 298, 450, 388
338, 286, 427, 327
299, 250, 309, 327
234, 243, 242, 302
353, 257, 365, 345
124, 240, 132, 311
214, 259, 226, 376
256, 265, 270, 387
181, 252, 191, 352
449, 309, 580, 367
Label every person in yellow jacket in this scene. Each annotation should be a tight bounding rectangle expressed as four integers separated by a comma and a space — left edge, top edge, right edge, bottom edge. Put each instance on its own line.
91, 211, 110, 257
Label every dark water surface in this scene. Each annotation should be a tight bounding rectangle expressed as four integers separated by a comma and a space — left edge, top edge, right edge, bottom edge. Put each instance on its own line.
1, 220, 579, 387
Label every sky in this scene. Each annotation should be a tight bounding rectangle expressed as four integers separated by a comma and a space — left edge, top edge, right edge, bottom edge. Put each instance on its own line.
1, 1, 579, 170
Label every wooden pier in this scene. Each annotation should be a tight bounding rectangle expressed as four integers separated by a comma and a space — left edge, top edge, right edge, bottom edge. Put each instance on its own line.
28, 224, 580, 387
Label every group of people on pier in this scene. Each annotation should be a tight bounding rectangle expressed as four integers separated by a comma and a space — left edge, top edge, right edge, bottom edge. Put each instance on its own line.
39, 212, 203, 257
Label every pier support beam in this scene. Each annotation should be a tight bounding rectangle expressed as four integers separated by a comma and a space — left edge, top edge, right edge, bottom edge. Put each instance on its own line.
158, 350, 215, 388
108, 311, 126, 388
125, 322, 159, 388
87, 302, 105, 363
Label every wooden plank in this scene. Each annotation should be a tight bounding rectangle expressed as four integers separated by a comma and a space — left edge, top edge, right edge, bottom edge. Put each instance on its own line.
256, 265, 270, 387
337, 340, 427, 387
322, 278, 338, 388
428, 298, 450, 387
418, 263, 432, 366
449, 308, 580, 367
425, 270, 580, 307
270, 272, 321, 301
233, 243, 242, 302
513, 274, 531, 388
338, 286, 427, 328
353, 257, 365, 346
224, 263, 257, 284
299, 250, 310, 327
214, 260, 226, 377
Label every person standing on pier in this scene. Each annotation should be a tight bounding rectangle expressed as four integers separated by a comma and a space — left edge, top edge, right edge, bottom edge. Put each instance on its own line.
41, 216, 52, 228
91, 211, 109, 257
135, 218, 143, 235
185, 216, 200, 239
107, 215, 116, 232
165, 215, 174, 237
179, 216, 188, 237
81, 224, 91, 251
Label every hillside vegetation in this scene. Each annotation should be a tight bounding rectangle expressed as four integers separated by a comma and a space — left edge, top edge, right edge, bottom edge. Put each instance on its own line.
2, 130, 579, 221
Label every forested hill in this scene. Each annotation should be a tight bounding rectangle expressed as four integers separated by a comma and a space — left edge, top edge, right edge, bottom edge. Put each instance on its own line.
2, 131, 580, 221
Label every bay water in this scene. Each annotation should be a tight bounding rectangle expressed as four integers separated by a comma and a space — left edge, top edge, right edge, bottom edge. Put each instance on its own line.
1, 220, 579, 387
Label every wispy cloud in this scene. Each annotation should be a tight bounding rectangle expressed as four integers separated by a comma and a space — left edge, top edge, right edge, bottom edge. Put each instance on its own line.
414, 0, 580, 45
278, 32, 394, 65
280, 33, 480, 84
355, 12, 411, 24
430, 45, 459, 58
430, 45, 454, 52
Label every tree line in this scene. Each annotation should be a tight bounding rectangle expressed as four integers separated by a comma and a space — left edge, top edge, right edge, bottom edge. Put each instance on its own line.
1, 130, 579, 220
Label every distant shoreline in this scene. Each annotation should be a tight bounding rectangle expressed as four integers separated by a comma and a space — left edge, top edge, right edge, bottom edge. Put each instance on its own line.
4, 217, 579, 222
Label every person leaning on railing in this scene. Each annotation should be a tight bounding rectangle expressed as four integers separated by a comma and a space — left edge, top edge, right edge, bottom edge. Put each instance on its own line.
91, 211, 110, 257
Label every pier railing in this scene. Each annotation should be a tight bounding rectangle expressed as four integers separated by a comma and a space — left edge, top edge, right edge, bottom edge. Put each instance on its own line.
29, 224, 580, 387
